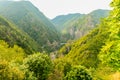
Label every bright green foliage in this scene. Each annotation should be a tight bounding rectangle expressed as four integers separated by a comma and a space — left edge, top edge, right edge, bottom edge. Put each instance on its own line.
64, 65, 92, 80
60, 26, 109, 68
55, 58, 72, 76
0, 40, 25, 62
20, 64, 37, 80
0, 40, 26, 79
99, 41, 120, 71
0, 40, 37, 80
99, 0, 120, 71
48, 58, 72, 80
0, 60, 25, 80
24, 53, 53, 80
0, 60, 36, 80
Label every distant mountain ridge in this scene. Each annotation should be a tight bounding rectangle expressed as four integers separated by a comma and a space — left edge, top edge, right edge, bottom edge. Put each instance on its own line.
0, 1, 60, 53
52, 9, 110, 41
52, 13, 85, 31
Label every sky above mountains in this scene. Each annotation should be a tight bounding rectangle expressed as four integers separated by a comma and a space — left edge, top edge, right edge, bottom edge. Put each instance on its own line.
0, 0, 111, 19
30, 0, 112, 19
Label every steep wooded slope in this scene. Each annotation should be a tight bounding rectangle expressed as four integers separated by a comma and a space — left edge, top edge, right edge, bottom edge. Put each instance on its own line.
58, 7, 119, 71
0, 1, 60, 52
0, 16, 41, 54
52, 9, 109, 41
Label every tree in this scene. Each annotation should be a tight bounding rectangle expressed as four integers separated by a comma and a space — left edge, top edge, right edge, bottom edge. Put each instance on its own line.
0, 40, 25, 63
48, 58, 72, 80
23, 53, 53, 80
98, 0, 120, 71
64, 65, 92, 80
0, 60, 25, 80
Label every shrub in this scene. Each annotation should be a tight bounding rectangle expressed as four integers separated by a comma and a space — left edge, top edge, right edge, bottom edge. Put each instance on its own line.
64, 65, 92, 80
23, 53, 53, 80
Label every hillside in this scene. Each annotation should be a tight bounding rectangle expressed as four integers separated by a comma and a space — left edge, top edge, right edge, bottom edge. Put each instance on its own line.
0, 1, 60, 53
0, 16, 41, 54
56, 1, 120, 79
52, 13, 85, 31
57, 10, 111, 68
52, 9, 109, 41
58, 26, 108, 67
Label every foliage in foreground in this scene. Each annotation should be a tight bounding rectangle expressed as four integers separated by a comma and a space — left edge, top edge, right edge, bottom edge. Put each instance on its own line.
0, 40, 53, 80
23, 53, 53, 80
64, 66, 92, 80
98, 0, 120, 71
0, 40, 25, 62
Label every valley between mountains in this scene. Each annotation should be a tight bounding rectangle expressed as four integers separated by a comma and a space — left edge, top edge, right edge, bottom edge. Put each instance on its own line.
0, 0, 119, 80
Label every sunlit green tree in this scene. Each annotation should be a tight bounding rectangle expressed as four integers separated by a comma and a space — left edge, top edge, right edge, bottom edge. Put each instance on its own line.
64, 65, 92, 80
23, 53, 53, 80
99, 0, 120, 71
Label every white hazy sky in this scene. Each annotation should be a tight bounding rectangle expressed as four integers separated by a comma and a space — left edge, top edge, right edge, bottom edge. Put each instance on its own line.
30, 0, 112, 19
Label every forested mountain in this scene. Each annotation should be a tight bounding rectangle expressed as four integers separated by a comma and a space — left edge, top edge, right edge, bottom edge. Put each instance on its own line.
52, 9, 109, 41
56, 1, 120, 79
0, 1, 60, 53
52, 13, 85, 31
0, 16, 41, 54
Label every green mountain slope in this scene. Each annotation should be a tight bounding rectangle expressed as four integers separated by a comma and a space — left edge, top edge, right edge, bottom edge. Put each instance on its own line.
0, 16, 41, 54
58, 10, 110, 68
58, 4, 119, 71
0, 1, 60, 53
59, 27, 108, 68
52, 9, 109, 41
52, 13, 85, 31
